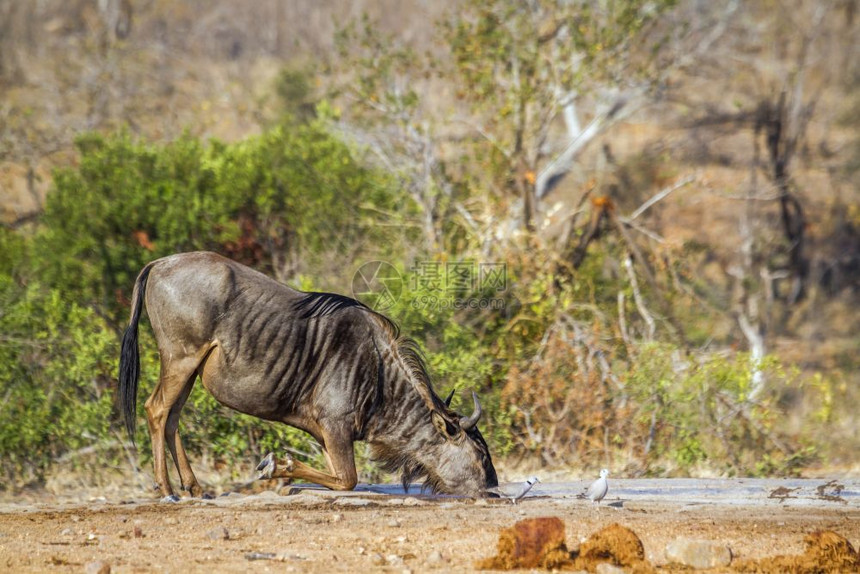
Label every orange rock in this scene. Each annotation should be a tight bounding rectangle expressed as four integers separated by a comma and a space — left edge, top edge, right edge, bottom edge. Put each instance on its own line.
475, 516, 571, 570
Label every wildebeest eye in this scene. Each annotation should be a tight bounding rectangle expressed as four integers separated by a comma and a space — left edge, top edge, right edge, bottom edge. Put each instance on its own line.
431, 410, 461, 439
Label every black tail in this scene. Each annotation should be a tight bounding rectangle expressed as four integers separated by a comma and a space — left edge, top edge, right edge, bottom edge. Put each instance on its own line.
118, 263, 153, 445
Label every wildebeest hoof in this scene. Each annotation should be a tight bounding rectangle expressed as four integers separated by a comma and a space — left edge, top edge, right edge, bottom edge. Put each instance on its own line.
256, 452, 276, 479
161, 494, 180, 503
201, 492, 214, 500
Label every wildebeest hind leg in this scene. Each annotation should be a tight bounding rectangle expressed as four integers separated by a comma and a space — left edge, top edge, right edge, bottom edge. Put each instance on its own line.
257, 429, 358, 491
164, 373, 204, 497
145, 356, 201, 500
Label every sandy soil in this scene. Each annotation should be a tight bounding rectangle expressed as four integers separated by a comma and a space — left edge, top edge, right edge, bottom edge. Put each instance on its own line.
0, 481, 857, 573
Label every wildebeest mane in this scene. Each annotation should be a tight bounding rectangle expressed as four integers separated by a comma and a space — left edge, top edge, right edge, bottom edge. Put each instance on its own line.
293, 291, 446, 409
294, 291, 368, 318
294, 291, 400, 337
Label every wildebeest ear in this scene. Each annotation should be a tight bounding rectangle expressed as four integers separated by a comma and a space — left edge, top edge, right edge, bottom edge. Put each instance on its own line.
431, 410, 459, 439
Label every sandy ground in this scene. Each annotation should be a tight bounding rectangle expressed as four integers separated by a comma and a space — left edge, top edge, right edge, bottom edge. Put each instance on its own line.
0, 478, 857, 573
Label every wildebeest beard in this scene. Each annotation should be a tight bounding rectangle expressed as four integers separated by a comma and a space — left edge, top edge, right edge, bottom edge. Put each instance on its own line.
371, 445, 447, 494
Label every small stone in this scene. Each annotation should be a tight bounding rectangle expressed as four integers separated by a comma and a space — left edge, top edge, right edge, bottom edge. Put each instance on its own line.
70, 515, 81, 523
371, 553, 386, 566
133, 526, 143, 538
387, 554, 404, 565
595, 563, 626, 574
84, 561, 111, 574
402, 497, 425, 506
331, 513, 344, 523
665, 538, 732, 569
388, 519, 401, 527
333, 497, 373, 507
357, 547, 366, 555
60, 528, 73, 536
427, 550, 445, 564
474, 498, 489, 506
164, 517, 177, 525
206, 526, 230, 541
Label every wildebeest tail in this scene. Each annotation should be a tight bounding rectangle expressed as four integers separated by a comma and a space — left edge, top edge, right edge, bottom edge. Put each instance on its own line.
119, 263, 153, 445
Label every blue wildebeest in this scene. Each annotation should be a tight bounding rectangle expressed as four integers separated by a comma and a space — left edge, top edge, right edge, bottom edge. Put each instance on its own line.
119, 251, 497, 500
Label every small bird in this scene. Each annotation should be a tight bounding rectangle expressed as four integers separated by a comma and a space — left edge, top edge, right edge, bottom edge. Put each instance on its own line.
486, 476, 540, 504
578, 469, 609, 507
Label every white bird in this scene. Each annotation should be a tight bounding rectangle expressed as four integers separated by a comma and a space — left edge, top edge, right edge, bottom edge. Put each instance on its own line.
486, 476, 540, 504
578, 469, 609, 506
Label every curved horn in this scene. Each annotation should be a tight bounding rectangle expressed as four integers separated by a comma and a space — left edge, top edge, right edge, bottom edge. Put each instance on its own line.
443, 388, 455, 408
459, 391, 482, 431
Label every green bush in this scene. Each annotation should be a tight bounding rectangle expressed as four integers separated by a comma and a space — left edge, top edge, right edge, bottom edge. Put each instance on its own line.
0, 118, 409, 489
0, 274, 117, 486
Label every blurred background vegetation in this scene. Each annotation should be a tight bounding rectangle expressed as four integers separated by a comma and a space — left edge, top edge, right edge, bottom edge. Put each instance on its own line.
1, 0, 858, 495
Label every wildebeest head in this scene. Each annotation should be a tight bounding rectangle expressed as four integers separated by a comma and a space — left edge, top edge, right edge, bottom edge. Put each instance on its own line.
391, 390, 498, 497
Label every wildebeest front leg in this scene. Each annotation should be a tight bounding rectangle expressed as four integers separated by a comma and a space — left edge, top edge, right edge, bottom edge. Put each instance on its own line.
256, 432, 358, 491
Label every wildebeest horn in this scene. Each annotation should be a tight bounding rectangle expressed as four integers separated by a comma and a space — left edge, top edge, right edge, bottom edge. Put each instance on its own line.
459, 391, 482, 431
444, 388, 455, 408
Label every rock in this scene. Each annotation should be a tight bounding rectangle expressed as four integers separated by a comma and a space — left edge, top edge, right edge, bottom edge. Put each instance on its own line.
244, 552, 277, 561
402, 497, 425, 506
84, 561, 111, 574
331, 513, 344, 523
386, 554, 404, 565
333, 497, 374, 507
282, 493, 326, 506
733, 530, 859, 572
371, 553, 386, 566
427, 550, 445, 564
60, 528, 73, 536
387, 519, 401, 527
595, 563, 627, 574
572, 523, 653, 573
133, 526, 143, 538
665, 538, 732, 569
206, 526, 229, 541
476, 516, 570, 570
